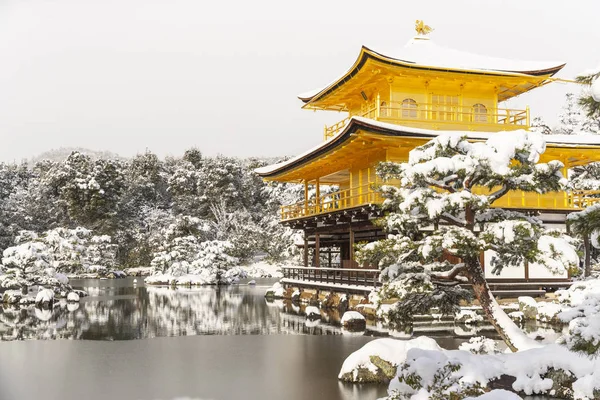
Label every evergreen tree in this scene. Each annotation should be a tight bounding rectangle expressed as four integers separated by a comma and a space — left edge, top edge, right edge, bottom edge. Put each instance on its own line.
567, 204, 600, 277
358, 131, 579, 351
576, 67, 600, 120
555, 93, 600, 135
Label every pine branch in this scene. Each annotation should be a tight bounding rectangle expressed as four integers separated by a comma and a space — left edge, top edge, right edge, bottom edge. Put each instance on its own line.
426, 178, 456, 193
439, 213, 467, 228
488, 185, 510, 204
432, 263, 468, 283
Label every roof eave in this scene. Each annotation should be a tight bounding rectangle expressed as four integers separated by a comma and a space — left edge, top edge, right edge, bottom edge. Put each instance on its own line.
298, 47, 566, 106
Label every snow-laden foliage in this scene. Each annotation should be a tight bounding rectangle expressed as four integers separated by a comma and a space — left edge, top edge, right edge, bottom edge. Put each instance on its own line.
0, 150, 302, 282
568, 204, 600, 276
359, 131, 578, 351
553, 93, 600, 135
458, 337, 500, 355
0, 227, 117, 292
576, 68, 600, 120
556, 280, 600, 355
342, 337, 600, 399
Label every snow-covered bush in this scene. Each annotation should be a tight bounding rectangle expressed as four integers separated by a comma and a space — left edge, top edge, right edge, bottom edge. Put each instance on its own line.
343, 337, 600, 400
146, 239, 238, 286
3, 227, 117, 275
458, 337, 500, 355
557, 279, 600, 355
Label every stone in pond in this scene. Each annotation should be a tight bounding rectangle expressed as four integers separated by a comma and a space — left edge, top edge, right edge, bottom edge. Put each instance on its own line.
341, 311, 366, 331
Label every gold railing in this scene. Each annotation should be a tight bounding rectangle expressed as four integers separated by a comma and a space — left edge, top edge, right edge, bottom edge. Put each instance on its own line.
280, 183, 382, 221
323, 100, 530, 140
323, 100, 378, 140
569, 190, 600, 208
281, 185, 600, 221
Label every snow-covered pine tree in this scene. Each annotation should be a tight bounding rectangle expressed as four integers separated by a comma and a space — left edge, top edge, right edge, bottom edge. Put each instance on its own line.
576, 67, 600, 120
567, 204, 600, 277
530, 116, 552, 135
358, 131, 579, 352
555, 93, 600, 135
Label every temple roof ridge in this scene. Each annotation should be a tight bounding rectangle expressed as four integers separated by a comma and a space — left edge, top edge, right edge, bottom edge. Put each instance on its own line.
298, 33, 566, 105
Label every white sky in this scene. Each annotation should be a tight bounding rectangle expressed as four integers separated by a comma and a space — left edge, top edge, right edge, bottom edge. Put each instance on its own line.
0, 0, 598, 162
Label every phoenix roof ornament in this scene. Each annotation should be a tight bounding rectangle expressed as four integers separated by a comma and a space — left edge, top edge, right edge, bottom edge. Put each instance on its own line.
415, 20, 433, 36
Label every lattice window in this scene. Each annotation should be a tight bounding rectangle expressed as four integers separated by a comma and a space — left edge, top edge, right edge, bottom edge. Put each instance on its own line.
431, 95, 459, 121
380, 101, 387, 117
473, 103, 488, 123
401, 98, 418, 118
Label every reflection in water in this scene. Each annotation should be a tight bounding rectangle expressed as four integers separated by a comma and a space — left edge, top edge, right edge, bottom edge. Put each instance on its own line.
0, 278, 568, 400
0, 277, 566, 345
1, 278, 292, 340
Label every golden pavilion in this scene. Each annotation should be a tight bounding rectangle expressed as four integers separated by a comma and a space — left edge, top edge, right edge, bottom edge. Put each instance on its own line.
256, 22, 600, 285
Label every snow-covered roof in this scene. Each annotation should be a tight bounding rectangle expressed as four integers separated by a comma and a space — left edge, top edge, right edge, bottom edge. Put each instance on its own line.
299, 36, 565, 103
255, 117, 600, 178
385, 36, 563, 76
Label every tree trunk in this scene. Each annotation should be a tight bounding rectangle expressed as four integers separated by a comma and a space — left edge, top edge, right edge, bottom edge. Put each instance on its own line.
465, 258, 540, 352
584, 235, 591, 278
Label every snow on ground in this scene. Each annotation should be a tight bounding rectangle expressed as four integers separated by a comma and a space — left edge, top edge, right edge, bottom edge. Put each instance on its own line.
344, 337, 600, 399
239, 261, 283, 278
465, 390, 523, 400
518, 296, 566, 323
144, 261, 284, 286
339, 337, 441, 381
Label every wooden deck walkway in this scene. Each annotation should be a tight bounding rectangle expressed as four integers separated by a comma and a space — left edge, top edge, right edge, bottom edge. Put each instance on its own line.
281, 266, 573, 298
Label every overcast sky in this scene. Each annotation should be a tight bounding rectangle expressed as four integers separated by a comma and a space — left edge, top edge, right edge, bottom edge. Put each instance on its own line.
0, 0, 598, 162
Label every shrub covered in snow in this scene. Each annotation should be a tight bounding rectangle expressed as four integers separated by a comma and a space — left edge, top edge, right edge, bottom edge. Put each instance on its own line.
145, 239, 239, 286
556, 279, 600, 355
458, 337, 500, 355
343, 337, 600, 399
2, 228, 117, 275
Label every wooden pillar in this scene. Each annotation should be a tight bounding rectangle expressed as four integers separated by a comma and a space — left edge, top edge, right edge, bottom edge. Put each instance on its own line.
315, 177, 320, 213
349, 226, 355, 267
303, 231, 309, 268
349, 171, 353, 207
315, 233, 320, 268
304, 179, 309, 216
358, 168, 363, 204
328, 248, 332, 268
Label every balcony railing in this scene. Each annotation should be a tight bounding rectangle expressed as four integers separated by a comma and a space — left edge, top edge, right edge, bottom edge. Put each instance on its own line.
280, 183, 382, 221
280, 185, 600, 221
281, 266, 381, 289
323, 99, 530, 140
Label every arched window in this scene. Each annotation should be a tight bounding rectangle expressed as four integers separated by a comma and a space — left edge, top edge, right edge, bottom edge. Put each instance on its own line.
380, 101, 387, 117
473, 103, 488, 123
401, 98, 418, 118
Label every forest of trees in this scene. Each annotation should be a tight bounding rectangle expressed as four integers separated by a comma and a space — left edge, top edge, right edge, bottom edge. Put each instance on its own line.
0, 149, 302, 289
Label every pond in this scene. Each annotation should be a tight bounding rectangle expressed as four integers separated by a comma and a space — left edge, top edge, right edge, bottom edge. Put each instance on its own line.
0, 277, 563, 400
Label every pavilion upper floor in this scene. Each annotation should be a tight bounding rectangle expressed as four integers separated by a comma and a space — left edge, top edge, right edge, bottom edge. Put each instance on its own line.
298, 38, 565, 141
255, 119, 600, 223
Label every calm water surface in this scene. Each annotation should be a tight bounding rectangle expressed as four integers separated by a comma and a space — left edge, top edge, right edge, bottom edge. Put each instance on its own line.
0, 277, 561, 400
